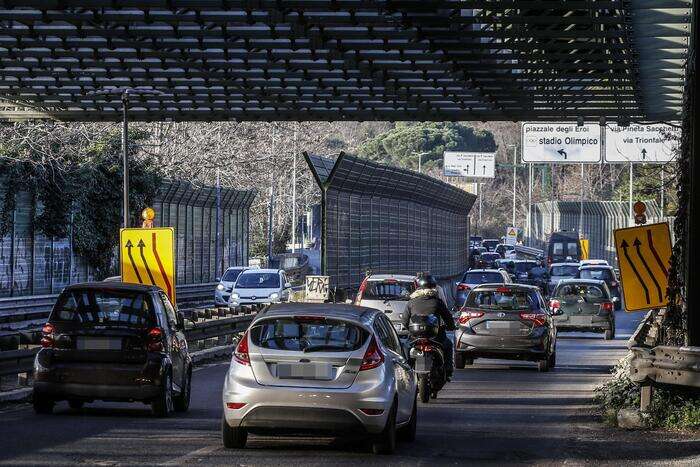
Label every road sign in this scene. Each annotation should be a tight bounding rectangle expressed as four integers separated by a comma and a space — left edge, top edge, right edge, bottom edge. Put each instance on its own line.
522, 123, 602, 163
505, 226, 518, 246
120, 228, 176, 304
605, 123, 680, 163
580, 239, 590, 260
614, 223, 672, 312
443, 151, 495, 178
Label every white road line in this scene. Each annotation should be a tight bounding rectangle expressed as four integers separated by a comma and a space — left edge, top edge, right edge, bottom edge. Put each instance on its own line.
159, 444, 221, 465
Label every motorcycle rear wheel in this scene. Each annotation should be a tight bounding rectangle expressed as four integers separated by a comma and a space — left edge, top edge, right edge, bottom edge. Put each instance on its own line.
418, 376, 430, 403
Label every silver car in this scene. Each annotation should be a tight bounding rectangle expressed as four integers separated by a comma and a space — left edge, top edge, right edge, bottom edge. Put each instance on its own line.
355, 274, 416, 336
228, 269, 291, 309
215, 267, 248, 306
221, 303, 418, 454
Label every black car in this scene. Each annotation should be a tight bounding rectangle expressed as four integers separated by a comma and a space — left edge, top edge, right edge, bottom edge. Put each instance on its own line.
546, 231, 581, 264
482, 239, 500, 252
549, 279, 616, 339
578, 265, 622, 310
475, 252, 501, 269
33, 282, 192, 416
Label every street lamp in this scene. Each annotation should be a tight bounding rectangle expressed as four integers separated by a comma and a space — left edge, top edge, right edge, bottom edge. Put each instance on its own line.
88, 87, 165, 228
416, 151, 431, 173
508, 144, 518, 227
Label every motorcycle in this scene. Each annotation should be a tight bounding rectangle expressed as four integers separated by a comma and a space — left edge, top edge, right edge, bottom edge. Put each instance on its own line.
408, 314, 448, 403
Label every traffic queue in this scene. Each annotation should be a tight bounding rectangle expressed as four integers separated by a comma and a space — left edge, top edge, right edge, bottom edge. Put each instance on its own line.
30, 230, 621, 455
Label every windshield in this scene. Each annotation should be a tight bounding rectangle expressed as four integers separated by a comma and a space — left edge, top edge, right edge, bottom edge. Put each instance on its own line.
552, 241, 579, 257
51, 289, 155, 327
515, 262, 537, 273
222, 268, 244, 282
555, 283, 607, 302
462, 272, 503, 284
483, 240, 499, 249
250, 317, 367, 352
236, 272, 280, 289
551, 265, 580, 277
579, 269, 614, 281
465, 289, 539, 311
481, 253, 500, 261
362, 280, 415, 301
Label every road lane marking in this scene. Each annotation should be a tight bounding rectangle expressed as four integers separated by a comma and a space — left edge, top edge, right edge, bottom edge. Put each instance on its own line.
159, 445, 221, 465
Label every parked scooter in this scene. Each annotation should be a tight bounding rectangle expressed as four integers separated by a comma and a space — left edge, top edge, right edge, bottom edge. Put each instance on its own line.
408, 314, 448, 403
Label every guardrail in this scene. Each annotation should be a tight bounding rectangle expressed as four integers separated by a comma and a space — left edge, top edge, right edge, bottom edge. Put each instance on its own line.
628, 308, 700, 409
0, 306, 257, 381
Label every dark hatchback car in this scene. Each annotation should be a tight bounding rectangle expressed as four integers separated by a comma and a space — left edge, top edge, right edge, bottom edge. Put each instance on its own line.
474, 252, 501, 269
549, 279, 616, 340
455, 284, 558, 372
33, 283, 192, 416
578, 265, 622, 310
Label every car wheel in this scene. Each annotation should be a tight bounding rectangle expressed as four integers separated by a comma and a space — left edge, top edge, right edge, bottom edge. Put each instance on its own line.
418, 376, 430, 404
152, 371, 174, 417
174, 367, 192, 413
68, 400, 84, 410
455, 351, 466, 369
33, 393, 54, 414
604, 329, 614, 340
222, 417, 248, 449
398, 394, 417, 442
547, 352, 556, 369
537, 359, 550, 372
371, 401, 397, 455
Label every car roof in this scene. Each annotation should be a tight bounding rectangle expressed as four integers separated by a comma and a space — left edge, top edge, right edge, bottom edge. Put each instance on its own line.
550, 262, 580, 267
579, 264, 614, 270
367, 274, 415, 282
472, 283, 540, 291
240, 268, 282, 274
63, 281, 159, 293
465, 269, 504, 273
556, 278, 607, 286
253, 302, 380, 327
225, 266, 248, 271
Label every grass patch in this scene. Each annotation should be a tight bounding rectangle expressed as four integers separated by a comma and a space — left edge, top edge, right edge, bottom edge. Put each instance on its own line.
596, 353, 700, 430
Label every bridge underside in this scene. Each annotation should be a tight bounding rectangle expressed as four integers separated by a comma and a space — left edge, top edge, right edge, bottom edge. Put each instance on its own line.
0, 1, 690, 122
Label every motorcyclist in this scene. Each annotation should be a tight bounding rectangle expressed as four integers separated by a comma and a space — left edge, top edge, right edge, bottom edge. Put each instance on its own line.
405, 274, 456, 379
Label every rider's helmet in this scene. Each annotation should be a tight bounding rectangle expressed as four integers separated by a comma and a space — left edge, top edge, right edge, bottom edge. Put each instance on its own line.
416, 274, 437, 290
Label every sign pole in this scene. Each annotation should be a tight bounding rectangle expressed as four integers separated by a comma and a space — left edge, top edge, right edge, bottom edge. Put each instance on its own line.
660, 167, 665, 216
478, 181, 482, 233
511, 145, 517, 227
215, 168, 221, 276
629, 162, 634, 226
527, 163, 532, 243
292, 126, 298, 253
121, 91, 129, 229
579, 163, 584, 235
550, 163, 555, 233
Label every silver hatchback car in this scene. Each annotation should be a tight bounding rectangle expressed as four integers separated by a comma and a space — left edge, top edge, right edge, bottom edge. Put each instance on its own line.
221, 303, 418, 454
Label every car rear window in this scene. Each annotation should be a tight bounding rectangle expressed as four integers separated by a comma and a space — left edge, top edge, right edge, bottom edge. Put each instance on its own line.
236, 272, 280, 289
363, 280, 415, 300
50, 289, 155, 327
250, 317, 367, 352
555, 284, 608, 302
579, 269, 614, 281
222, 268, 244, 282
462, 272, 503, 284
551, 265, 580, 277
465, 289, 539, 311
515, 262, 537, 273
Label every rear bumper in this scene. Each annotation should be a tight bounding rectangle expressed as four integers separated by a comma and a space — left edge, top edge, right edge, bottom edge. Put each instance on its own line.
455, 329, 549, 361
236, 406, 366, 435
33, 381, 160, 401
554, 315, 612, 333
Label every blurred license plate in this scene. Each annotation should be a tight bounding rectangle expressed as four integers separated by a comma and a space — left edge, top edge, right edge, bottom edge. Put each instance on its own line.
277, 363, 333, 380
486, 321, 511, 329
76, 337, 122, 350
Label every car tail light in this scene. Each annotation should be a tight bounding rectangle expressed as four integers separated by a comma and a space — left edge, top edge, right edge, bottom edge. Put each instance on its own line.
234, 330, 250, 366
458, 310, 484, 325
600, 302, 614, 313
359, 408, 384, 416
520, 312, 547, 327
226, 402, 247, 410
146, 327, 164, 352
496, 286, 511, 293
359, 335, 384, 371
549, 299, 561, 311
40, 323, 55, 348
457, 283, 471, 292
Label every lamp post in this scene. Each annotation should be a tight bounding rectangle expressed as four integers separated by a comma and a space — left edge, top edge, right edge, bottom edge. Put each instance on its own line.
508, 144, 518, 227
89, 87, 165, 228
416, 151, 430, 173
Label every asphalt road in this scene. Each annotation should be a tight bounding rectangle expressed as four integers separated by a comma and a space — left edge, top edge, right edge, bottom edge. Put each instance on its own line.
2, 310, 700, 466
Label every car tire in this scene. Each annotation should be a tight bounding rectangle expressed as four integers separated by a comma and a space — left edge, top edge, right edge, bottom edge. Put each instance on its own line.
222, 417, 248, 449
455, 352, 466, 369
371, 401, 397, 455
33, 393, 54, 414
604, 329, 614, 340
418, 377, 430, 404
398, 395, 417, 442
152, 371, 174, 417
174, 367, 192, 413
537, 359, 550, 372
68, 400, 84, 410
547, 352, 556, 369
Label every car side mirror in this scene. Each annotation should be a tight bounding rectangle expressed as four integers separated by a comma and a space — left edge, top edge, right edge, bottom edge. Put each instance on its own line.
215, 277, 221, 282
612, 296, 619, 303
176, 311, 185, 330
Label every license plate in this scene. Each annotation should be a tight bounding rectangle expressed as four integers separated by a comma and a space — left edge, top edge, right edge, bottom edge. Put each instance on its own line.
76, 337, 122, 350
277, 363, 333, 380
486, 321, 511, 329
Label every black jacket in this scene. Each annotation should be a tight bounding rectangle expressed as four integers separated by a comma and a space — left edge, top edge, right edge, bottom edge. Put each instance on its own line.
405, 288, 456, 336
